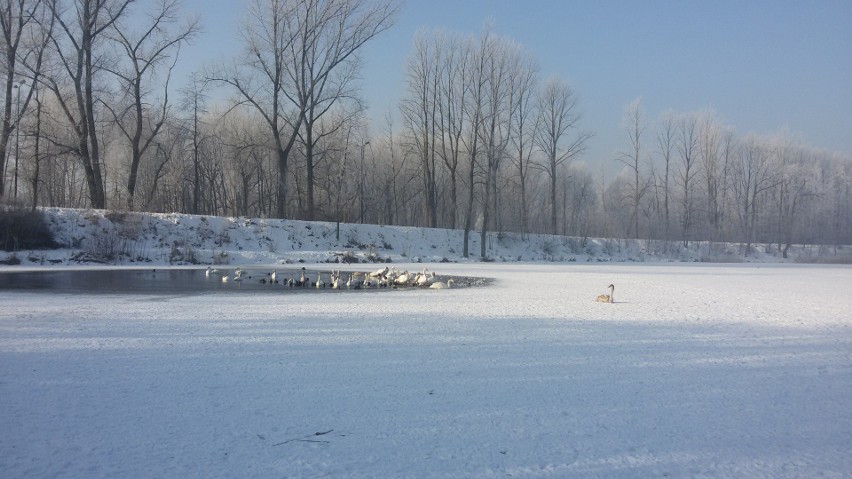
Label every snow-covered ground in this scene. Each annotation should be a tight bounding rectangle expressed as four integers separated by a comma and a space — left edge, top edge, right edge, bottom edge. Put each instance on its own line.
1, 261, 850, 477
1, 208, 851, 476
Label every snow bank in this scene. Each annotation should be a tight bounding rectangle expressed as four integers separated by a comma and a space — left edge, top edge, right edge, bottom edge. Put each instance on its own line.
3, 207, 850, 267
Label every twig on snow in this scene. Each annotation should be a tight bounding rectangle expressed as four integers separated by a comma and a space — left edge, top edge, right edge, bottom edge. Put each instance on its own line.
273, 429, 335, 446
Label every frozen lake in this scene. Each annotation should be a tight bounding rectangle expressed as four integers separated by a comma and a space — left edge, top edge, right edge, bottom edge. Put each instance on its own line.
1, 262, 850, 477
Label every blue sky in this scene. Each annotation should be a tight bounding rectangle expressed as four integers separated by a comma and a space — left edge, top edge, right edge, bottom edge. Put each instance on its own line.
181, 0, 852, 167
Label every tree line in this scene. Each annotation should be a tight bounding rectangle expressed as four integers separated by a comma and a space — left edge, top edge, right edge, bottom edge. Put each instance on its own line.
1, 0, 850, 257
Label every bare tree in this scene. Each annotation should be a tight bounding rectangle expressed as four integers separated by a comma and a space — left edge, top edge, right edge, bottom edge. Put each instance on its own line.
655, 109, 676, 241
676, 112, 699, 246
400, 29, 441, 227
776, 144, 814, 257
293, 0, 396, 220
697, 109, 724, 238
21, 76, 47, 209
1, 0, 49, 198
435, 29, 470, 229
43, 0, 134, 209
507, 49, 537, 233
215, 0, 395, 219
103, 0, 197, 209
478, 32, 517, 257
375, 108, 409, 225
732, 134, 777, 254
460, 29, 487, 258
615, 97, 647, 239
178, 71, 210, 214
211, 0, 302, 218
536, 76, 590, 235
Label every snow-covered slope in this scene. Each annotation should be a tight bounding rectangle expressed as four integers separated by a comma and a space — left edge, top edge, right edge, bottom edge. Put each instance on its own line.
5, 207, 849, 266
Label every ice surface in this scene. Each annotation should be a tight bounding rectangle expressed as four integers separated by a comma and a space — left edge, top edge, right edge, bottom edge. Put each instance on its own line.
1, 262, 850, 477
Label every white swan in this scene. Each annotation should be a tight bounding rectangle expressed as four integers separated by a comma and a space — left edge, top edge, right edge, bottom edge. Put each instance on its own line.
395, 271, 411, 285
385, 268, 399, 282
270, 270, 277, 283
595, 284, 615, 303
416, 271, 435, 286
369, 266, 389, 278
429, 279, 454, 289
221, 274, 230, 283
205, 267, 220, 277
231, 268, 244, 282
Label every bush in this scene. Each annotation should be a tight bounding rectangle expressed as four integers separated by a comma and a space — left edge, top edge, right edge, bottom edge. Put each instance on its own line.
83, 228, 125, 263
0, 207, 59, 251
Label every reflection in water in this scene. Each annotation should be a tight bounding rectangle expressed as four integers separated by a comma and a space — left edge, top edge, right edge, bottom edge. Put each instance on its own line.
0, 268, 483, 295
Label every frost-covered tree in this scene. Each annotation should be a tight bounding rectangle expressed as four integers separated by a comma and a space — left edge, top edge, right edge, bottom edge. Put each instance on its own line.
616, 97, 647, 239
535, 76, 590, 235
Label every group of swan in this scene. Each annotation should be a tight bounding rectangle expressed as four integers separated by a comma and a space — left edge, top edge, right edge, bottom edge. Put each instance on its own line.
354, 267, 452, 289
206, 266, 455, 290
208, 266, 246, 283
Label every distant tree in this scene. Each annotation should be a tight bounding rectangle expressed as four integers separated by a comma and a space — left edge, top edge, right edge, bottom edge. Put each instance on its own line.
767, 133, 819, 257
400, 29, 442, 227
27, 81, 44, 210
460, 30, 487, 258
0, 0, 49, 198
697, 109, 725, 238
435, 31, 471, 229
179, 72, 210, 214
676, 112, 699, 246
535, 77, 590, 236
478, 33, 518, 257
732, 134, 776, 254
616, 97, 648, 239
654, 109, 676, 241
507, 48, 538, 234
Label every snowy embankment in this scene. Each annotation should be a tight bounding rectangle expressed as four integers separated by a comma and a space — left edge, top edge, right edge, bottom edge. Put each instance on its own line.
3, 207, 849, 267
1, 262, 850, 477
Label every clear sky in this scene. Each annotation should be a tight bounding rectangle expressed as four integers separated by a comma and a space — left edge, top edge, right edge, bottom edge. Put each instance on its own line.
181, 0, 852, 168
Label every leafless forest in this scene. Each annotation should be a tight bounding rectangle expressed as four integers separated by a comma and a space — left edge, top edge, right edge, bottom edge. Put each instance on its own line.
2, 0, 850, 258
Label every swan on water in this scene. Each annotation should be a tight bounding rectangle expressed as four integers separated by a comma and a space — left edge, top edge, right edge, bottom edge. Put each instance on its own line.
429, 279, 454, 289
395, 271, 411, 285
369, 266, 389, 278
415, 271, 435, 286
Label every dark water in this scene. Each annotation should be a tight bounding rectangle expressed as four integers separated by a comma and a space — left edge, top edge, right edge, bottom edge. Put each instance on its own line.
0, 268, 484, 295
